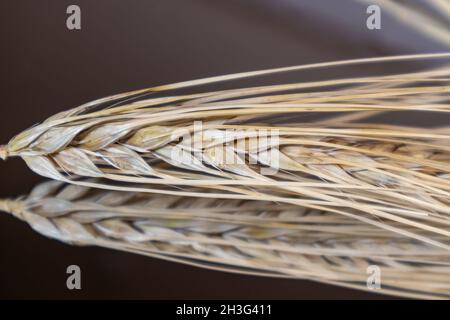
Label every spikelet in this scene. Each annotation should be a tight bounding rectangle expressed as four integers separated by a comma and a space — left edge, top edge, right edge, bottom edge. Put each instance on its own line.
2, 179, 450, 299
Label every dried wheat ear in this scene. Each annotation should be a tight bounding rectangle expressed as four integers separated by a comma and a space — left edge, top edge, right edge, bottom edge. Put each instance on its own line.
1, 53, 450, 298
2, 179, 450, 299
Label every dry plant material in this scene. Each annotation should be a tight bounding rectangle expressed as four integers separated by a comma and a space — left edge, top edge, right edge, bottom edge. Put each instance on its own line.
1, 53, 450, 298
2, 180, 450, 299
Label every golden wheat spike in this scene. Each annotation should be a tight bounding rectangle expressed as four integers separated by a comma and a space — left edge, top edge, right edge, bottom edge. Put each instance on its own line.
1, 53, 450, 250
2, 180, 450, 299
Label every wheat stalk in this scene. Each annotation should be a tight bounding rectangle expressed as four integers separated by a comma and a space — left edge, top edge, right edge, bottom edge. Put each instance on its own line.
1, 53, 450, 252
2, 179, 450, 299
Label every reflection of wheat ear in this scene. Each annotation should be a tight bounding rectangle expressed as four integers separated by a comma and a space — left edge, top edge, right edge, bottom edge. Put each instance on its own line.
2, 180, 450, 299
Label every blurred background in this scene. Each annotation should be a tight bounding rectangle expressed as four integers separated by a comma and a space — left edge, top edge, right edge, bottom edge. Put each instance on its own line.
0, 0, 448, 299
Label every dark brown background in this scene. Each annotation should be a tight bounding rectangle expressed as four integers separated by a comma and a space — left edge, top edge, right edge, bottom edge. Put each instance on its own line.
0, 0, 447, 299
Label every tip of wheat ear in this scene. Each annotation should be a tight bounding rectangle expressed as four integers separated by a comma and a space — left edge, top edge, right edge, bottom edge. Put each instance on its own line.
0, 199, 24, 220
0, 199, 13, 214
0, 145, 8, 161
0, 200, 9, 213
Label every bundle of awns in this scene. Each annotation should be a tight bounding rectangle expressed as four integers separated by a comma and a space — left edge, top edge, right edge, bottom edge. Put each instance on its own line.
1, 53, 450, 299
